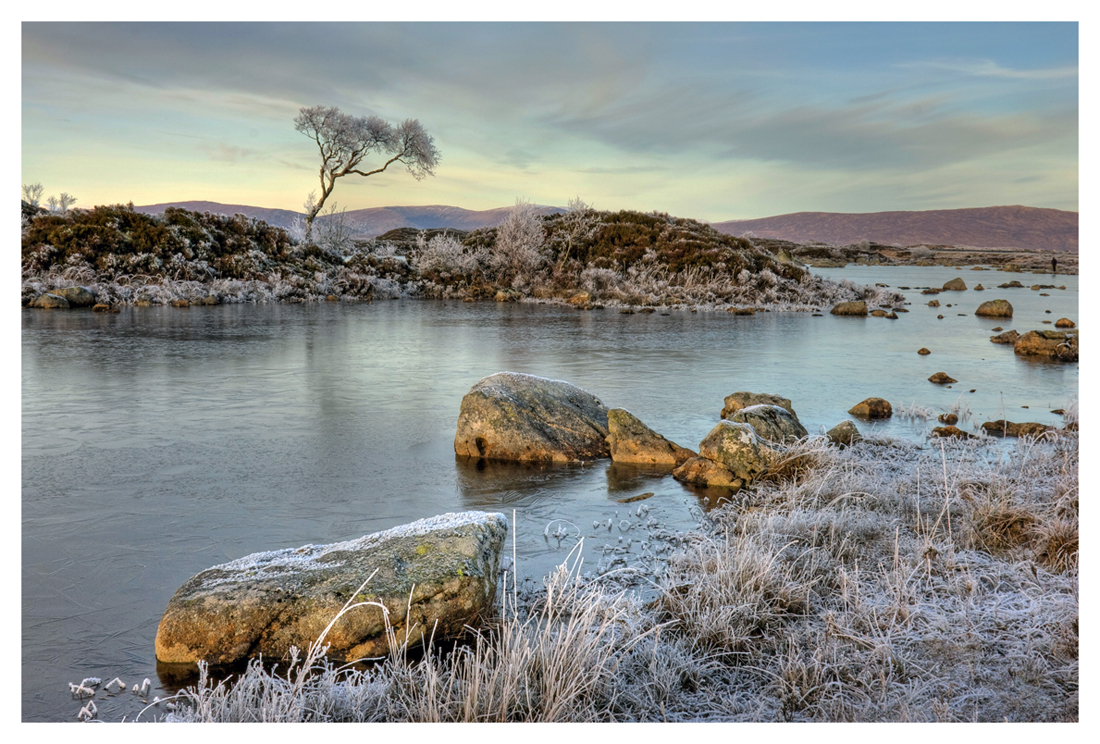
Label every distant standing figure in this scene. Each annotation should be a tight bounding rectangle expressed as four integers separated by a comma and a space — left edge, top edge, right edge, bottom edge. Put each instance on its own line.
1052, 257, 1058, 274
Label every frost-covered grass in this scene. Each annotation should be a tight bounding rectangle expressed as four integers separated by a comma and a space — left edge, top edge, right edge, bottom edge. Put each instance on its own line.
151, 430, 1077, 722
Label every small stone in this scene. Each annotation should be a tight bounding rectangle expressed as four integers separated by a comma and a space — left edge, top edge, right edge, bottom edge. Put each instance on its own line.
917, 348, 931, 355
848, 398, 892, 419
929, 372, 957, 384
938, 413, 959, 425
1055, 318, 1075, 328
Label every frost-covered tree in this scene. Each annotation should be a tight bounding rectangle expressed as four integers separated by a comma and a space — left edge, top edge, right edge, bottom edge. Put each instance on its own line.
294, 105, 440, 242
488, 199, 547, 283
555, 196, 598, 269
22, 182, 44, 207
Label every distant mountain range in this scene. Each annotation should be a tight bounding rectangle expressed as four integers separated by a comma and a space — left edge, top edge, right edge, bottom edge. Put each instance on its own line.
710, 206, 1077, 253
134, 201, 1077, 252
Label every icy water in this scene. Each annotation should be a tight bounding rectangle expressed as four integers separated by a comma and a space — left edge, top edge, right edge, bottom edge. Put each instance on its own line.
21, 265, 1077, 721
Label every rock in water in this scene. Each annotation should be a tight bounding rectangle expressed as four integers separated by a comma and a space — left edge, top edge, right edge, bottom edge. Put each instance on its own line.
606, 408, 695, 467
917, 348, 931, 355
826, 420, 862, 447
990, 330, 1020, 345
155, 511, 508, 666
928, 372, 958, 384
729, 404, 808, 443
671, 456, 743, 489
31, 293, 69, 309
830, 300, 867, 316
942, 277, 967, 291
1055, 318, 1076, 329
975, 299, 1013, 318
720, 391, 797, 420
52, 286, 96, 307
848, 398, 893, 419
1014, 331, 1078, 361
696, 421, 775, 483
980, 420, 1053, 438
932, 426, 973, 439
454, 372, 610, 462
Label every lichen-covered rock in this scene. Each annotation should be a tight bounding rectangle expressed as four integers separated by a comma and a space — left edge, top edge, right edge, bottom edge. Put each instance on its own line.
830, 300, 867, 316
932, 426, 973, 439
975, 299, 1013, 318
671, 456, 743, 489
52, 286, 97, 307
928, 372, 957, 384
990, 330, 1020, 345
848, 397, 892, 419
729, 404, 808, 444
454, 372, 610, 462
31, 293, 69, 309
1014, 330, 1078, 361
606, 408, 695, 467
720, 391, 797, 420
942, 277, 967, 291
826, 420, 862, 447
980, 420, 1053, 438
155, 511, 508, 666
696, 421, 775, 483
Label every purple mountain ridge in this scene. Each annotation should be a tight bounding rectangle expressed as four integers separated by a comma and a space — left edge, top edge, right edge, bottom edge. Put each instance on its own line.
134, 201, 1078, 251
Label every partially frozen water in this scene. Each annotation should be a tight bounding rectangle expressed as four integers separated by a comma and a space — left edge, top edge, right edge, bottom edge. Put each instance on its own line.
21, 265, 1077, 721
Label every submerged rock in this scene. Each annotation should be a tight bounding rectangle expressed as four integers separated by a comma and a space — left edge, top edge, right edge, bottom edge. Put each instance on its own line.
932, 426, 973, 439
728, 404, 808, 444
695, 420, 776, 483
155, 511, 508, 666
848, 397, 893, 419
975, 299, 1013, 318
454, 372, 610, 462
830, 300, 867, 316
826, 420, 862, 447
990, 330, 1020, 345
606, 408, 695, 467
928, 372, 958, 385
720, 391, 797, 420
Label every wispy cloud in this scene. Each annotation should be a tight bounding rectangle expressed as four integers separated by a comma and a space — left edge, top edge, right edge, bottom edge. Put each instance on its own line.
902, 58, 1078, 80
199, 142, 265, 163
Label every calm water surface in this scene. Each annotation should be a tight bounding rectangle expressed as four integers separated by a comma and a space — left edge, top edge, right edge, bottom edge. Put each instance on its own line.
21, 265, 1077, 721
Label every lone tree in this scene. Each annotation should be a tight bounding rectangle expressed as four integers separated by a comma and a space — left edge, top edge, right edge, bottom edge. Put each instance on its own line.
294, 105, 440, 242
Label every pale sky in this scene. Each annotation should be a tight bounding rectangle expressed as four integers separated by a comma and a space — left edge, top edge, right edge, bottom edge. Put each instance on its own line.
21, 20, 1079, 220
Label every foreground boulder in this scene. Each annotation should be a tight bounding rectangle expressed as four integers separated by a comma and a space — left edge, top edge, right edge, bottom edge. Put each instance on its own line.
155, 512, 508, 666
826, 420, 862, 447
720, 391, 797, 420
975, 299, 1013, 318
848, 397, 893, 419
981, 420, 1053, 438
606, 408, 695, 467
1014, 331, 1078, 362
454, 372, 610, 462
728, 404, 808, 443
830, 300, 867, 316
694, 421, 775, 483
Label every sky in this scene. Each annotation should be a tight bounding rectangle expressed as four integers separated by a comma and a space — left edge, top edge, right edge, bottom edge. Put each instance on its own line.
20, 20, 1080, 221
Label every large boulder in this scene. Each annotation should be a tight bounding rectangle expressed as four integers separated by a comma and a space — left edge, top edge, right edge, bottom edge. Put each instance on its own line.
696, 421, 775, 483
155, 512, 508, 666
848, 397, 893, 419
52, 286, 96, 307
1014, 330, 1078, 361
31, 293, 69, 309
728, 404, 808, 443
454, 372, 610, 462
720, 391, 797, 420
830, 300, 867, 316
975, 299, 1013, 318
942, 277, 967, 291
606, 409, 695, 467
671, 456, 743, 489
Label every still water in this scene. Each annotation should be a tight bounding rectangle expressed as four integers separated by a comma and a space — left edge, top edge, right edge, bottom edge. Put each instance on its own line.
21, 265, 1077, 721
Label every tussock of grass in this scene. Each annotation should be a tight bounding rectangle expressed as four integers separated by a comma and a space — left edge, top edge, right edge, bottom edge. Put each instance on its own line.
154, 429, 1077, 722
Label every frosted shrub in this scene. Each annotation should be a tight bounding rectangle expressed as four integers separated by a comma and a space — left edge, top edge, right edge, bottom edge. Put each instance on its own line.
909, 245, 934, 259
487, 199, 547, 282
580, 266, 621, 294
415, 232, 481, 274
